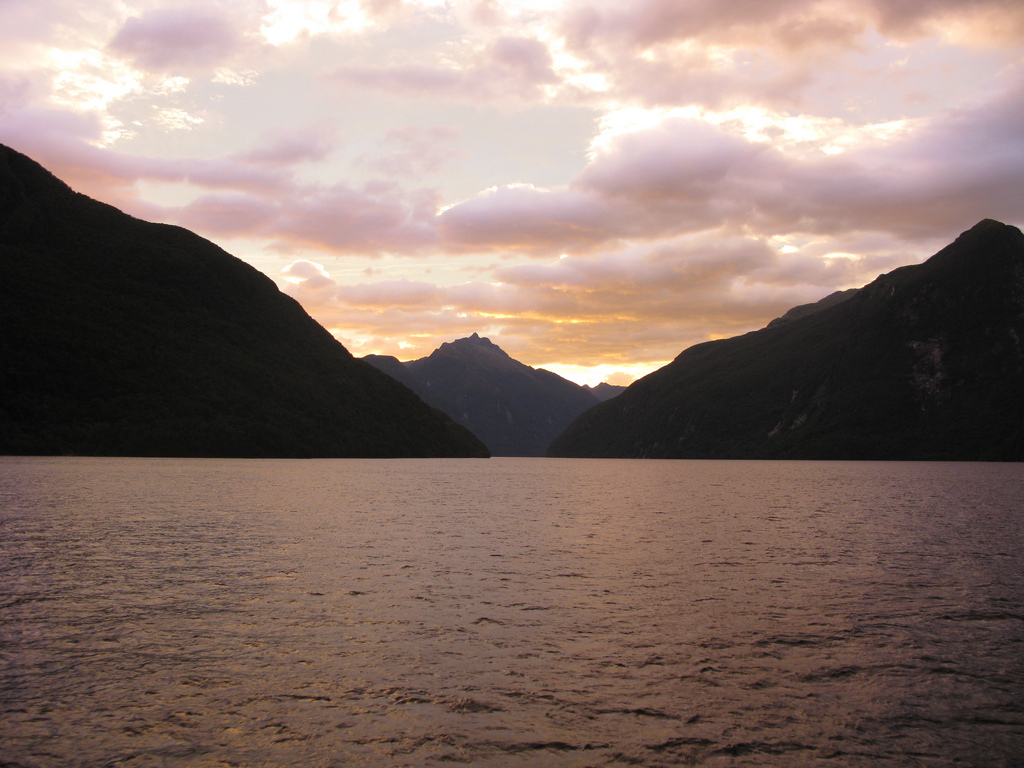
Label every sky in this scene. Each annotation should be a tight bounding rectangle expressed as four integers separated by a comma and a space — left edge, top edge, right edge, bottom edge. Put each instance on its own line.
1, 0, 1022, 385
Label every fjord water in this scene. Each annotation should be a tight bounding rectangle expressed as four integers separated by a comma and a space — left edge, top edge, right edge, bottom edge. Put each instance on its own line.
2, 458, 1022, 767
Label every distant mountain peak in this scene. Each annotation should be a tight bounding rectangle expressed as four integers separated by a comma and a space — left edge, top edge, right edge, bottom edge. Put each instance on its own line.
460, 332, 494, 346
584, 382, 628, 402
965, 218, 1013, 235
364, 334, 600, 456
945, 217, 1024, 265
435, 333, 510, 363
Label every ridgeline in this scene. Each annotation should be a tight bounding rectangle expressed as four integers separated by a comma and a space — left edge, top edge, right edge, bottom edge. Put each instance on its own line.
366, 334, 606, 456
550, 220, 1024, 461
0, 145, 488, 458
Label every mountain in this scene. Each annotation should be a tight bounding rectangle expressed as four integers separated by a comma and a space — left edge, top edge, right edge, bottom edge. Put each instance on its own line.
364, 334, 600, 456
362, 354, 419, 391
0, 144, 488, 458
765, 288, 859, 328
550, 220, 1024, 461
584, 382, 627, 402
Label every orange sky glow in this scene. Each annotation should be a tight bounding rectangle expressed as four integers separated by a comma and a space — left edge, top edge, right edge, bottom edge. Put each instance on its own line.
2, 0, 1022, 384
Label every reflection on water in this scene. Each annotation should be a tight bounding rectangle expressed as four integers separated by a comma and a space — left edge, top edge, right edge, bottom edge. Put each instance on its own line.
1, 457, 1023, 767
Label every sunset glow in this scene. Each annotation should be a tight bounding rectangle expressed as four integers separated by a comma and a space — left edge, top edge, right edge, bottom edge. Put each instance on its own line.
2, 0, 1022, 384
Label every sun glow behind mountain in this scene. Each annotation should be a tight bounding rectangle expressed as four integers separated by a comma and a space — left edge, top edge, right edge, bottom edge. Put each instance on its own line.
2, 0, 1022, 385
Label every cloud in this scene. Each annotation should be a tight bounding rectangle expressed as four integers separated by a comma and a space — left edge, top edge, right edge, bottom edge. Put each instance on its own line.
336, 278, 447, 308
335, 63, 466, 96
558, 0, 1024, 54
437, 183, 614, 252
141, 175, 441, 256
0, 74, 34, 112
868, 0, 1024, 44
549, 0, 1024, 111
151, 107, 204, 131
169, 179, 441, 254
7, 41, 1020, 270
331, 34, 560, 102
575, 115, 766, 207
360, 0, 404, 18
489, 36, 559, 84
281, 258, 334, 287
437, 76, 1024, 255
136, 155, 290, 192
234, 124, 337, 166
270, 182, 439, 253
108, 7, 246, 73
4, 0, 1021, 383
175, 193, 279, 237
356, 125, 461, 179
0, 105, 143, 205
560, 0, 813, 52
486, 235, 892, 332
0, 105, 302, 218
278, 226, 919, 376
433, 118, 783, 255
0, 0, 110, 56
0, 1, 274, 154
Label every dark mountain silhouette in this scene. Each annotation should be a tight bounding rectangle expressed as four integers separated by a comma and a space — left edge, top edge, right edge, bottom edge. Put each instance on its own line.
584, 382, 627, 402
550, 220, 1024, 461
765, 288, 860, 328
362, 354, 418, 391
0, 144, 488, 458
364, 334, 600, 456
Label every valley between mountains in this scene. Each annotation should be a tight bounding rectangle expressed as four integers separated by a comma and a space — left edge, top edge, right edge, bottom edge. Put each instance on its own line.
2, 143, 1021, 460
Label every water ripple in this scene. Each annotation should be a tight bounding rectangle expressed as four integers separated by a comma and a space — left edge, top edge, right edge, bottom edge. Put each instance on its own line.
2, 456, 1023, 767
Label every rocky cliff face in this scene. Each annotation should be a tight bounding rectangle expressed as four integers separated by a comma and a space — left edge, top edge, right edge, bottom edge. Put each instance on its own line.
0, 144, 489, 458
550, 220, 1024, 461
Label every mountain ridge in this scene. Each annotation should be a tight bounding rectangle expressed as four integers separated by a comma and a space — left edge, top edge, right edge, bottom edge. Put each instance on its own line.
365, 334, 603, 456
584, 382, 628, 402
549, 219, 1024, 461
766, 288, 860, 328
0, 144, 489, 458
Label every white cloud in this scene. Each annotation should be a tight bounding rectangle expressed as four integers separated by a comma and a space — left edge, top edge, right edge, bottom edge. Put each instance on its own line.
261, 0, 371, 45
151, 107, 204, 131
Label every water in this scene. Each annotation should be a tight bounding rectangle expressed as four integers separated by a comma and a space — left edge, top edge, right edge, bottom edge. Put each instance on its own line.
1, 457, 1022, 767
